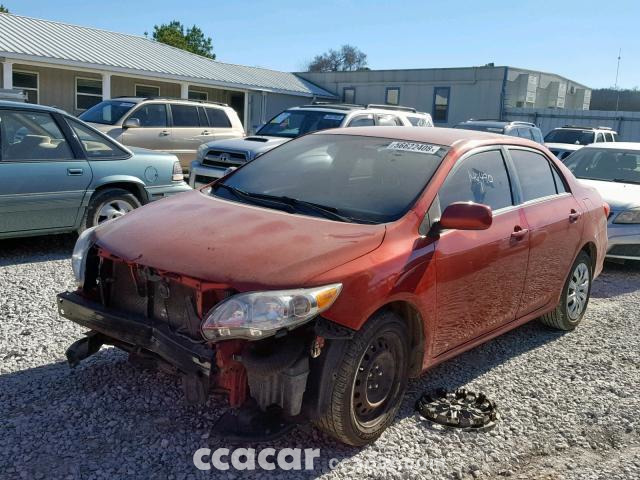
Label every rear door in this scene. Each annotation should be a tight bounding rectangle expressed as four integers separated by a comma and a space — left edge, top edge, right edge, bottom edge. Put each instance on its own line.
432, 147, 530, 355
169, 103, 207, 169
204, 106, 238, 142
0, 108, 91, 233
507, 147, 584, 316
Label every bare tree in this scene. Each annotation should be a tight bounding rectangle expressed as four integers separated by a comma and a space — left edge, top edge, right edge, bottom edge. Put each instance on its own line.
306, 45, 368, 72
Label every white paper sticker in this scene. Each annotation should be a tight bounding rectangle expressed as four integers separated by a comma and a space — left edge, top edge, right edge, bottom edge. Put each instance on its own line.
323, 114, 344, 121
386, 141, 440, 154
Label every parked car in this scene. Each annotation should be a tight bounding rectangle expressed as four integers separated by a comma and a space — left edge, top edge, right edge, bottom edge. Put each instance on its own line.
79, 97, 245, 173
0, 101, 190, 239
545, 125, 618, 155
454, 120, 544, 144
59, 126, 607, 446
563, 142, 640, 262
188, 103, 432, 187
0, 88, 26, 102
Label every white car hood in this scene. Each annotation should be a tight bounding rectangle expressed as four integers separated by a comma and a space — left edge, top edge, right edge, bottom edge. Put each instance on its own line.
577, 179, 640, 211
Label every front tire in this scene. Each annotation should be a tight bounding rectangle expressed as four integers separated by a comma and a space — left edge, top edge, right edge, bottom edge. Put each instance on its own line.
313, 311, 409, 446
84, 188, 141, 229
540, 251, 592, 331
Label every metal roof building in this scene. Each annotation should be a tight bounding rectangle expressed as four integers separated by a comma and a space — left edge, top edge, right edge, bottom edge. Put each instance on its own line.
0, 13, 334, 130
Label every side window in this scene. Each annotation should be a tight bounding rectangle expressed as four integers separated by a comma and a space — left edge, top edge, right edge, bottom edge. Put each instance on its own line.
129, 104, 167, 128
612, 133, 618, 142
551, 165, 568, 193
0, 109, 73, 161
377, 114, 402, 126
518, 128, 534, 140
347, 115, 375, 127
604, 132, 613, 142
531, 128, 544, 144
509, 149, 558, 201
67, 118, 128, 159
595, 132, 605, 143
171, 105, 201, 127
206, 107, 232, 128
439, 149, 513, 211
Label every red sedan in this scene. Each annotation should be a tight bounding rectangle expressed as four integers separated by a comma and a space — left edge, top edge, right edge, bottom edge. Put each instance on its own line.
59, 127, 608, 446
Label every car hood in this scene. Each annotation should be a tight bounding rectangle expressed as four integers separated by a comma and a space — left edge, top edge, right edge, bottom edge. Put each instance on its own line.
577, 179, 640, 210
202, 136, 290, 155
93, 190, 386, 289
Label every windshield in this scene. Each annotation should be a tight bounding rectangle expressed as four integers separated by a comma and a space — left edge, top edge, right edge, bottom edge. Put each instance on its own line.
212, 134, 447, 223
564, 148, 640, 183
78, 100, 137, 125
455, 124, 505, 134
544, 129, 595, 145
256, 110, 346, 138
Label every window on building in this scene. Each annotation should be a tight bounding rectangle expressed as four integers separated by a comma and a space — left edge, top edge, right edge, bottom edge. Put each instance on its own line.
205, 107, 232, 128
13, 71, 38, 104
76, 77, 103, 111
171, 104, 201, 127
385, 87, 400, 105
439, 149, 513, 211
189, 90, 208, 101
433, 87, 450, 123
343, 87, 356, 104
135, 84, 160, 97
509, 149, 558, 201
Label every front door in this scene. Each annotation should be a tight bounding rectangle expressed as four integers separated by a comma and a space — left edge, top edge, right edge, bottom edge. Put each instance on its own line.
121, 102, 173, 155
432, 148, 530, 356
0, 108, 91, 233
507, 148, 584, 316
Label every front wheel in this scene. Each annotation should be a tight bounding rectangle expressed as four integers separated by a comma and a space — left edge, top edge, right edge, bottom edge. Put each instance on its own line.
84, 188, 141, 229
313, 311, 409, 446
540, 251, 592, 331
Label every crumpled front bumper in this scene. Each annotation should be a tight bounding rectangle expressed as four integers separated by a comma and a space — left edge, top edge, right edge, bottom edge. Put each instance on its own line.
57, 291, 214, 377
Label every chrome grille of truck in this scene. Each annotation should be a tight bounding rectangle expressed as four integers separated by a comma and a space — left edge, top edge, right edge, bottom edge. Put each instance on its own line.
202, 150, 246, 168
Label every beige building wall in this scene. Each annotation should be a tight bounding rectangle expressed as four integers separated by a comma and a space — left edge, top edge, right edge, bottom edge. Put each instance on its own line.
13, 63, 101, 114
110, 75, 180, 98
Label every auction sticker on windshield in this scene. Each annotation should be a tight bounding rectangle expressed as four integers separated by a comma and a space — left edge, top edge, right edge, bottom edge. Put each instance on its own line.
386, 141, 440, 154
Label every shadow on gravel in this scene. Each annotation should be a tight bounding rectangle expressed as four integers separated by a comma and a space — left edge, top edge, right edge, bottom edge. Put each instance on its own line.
0, 233, 75, 266
591, 260, 640, 298
0, 319, 566, 479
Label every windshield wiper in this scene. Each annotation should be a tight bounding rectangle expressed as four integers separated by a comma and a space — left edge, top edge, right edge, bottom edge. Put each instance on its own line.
613, 178, 640, 185
214, 184, 295, 213
242, 192, 356, 222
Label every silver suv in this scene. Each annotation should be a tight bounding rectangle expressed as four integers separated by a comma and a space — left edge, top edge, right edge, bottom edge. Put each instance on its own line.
79, 97, 245, 173
189, 103, 433, 187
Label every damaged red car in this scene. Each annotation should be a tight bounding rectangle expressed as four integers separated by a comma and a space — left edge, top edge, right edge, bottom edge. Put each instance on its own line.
58, 127, 608, 446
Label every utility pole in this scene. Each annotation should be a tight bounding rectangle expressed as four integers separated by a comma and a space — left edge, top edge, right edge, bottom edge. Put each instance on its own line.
614, 48, 622, 112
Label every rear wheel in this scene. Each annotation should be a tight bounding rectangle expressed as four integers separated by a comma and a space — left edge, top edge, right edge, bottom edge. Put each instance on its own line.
313, 311, 409, 446
84, 188, 141, 229
540, 251, 592, 331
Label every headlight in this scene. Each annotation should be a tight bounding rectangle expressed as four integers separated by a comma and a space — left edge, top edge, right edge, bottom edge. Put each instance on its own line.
614, 208, 640, 224
71, 227, 97, 288
201, 284, 342, 341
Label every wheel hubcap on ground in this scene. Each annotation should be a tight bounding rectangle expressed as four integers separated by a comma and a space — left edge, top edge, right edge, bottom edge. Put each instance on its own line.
567, 262, 590, 320
95, 200, 134, 224
352, 335, 400, 425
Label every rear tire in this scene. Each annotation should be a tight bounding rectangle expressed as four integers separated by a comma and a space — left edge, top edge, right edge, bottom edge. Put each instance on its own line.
84, 188, 141, 229
540, 251, 592, 331
313, 311, 409, 446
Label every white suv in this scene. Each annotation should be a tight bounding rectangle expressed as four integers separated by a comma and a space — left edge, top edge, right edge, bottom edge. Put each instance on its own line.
544, 125, 618, 160
189, 103, 433, 187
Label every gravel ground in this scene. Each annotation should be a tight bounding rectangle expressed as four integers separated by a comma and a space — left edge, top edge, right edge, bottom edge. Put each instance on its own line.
1, 234, 639, 480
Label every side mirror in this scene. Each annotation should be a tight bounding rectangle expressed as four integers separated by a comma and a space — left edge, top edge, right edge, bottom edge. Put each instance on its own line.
123, 118, 141, 129
439, 202, 493, 230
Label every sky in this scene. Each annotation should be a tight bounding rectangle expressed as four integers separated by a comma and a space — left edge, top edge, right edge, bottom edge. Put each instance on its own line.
3, 0, 640, 89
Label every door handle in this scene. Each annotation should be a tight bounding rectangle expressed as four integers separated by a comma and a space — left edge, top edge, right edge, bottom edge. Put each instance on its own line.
511, 226, 529, 240
160, 130, 170, 136
569, 209, 581, 223
201, 130, 211, 135
67, 168, 83, 176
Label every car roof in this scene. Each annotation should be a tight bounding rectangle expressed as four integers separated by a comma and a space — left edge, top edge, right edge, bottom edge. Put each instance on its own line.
317, 126, 541, 149
457, 120, 537, 128
0, 100, 67, 114
582, 142, 640, 151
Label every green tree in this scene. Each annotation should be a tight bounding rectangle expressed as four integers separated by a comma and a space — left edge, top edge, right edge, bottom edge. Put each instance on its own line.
0, 4, 9, 13
307, 45, 368, 72
152, 21, 215, 59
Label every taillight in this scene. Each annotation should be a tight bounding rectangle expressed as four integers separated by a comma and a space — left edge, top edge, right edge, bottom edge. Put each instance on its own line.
172, 161, 183, 181
603, 202, 610, 218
